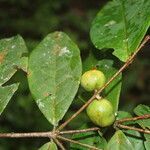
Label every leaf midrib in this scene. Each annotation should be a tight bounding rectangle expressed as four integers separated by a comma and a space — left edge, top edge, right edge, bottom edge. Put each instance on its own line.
53, 49, 57, 126
120, 0, 129, 56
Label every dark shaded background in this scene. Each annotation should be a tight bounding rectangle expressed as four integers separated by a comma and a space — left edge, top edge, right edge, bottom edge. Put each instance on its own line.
0, 0, 149, 149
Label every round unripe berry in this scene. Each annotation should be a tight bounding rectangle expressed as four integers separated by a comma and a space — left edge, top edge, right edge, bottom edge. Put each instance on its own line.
81, 70, 106, 92
86, 99, 115, 127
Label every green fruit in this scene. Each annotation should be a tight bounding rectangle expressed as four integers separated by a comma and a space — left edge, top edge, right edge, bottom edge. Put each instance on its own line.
86, 99, 115, 127
81, 70, 106, 91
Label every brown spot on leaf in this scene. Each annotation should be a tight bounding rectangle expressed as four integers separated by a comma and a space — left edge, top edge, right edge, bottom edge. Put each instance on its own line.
44, 92, 52, 97
52, 45, 61, 55
0, 52, 6, 64
54, 32, 62, 39
27, 71, 32, 77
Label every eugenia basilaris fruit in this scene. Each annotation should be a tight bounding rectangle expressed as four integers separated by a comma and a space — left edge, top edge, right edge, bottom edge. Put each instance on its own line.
81, 69, 115, 127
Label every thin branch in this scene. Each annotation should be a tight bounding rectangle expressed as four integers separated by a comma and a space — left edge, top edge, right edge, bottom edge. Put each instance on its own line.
57, 35, 150, 131
57, 135, 101, 150
0, 127, 99, 139
0, 131, 54, 138
59, 127, 99, 135
116, 114, 150, 124
116, 124, 150, 134
114, 114, 150, 134
54, 138, 66, 150
57, 94, 96, 131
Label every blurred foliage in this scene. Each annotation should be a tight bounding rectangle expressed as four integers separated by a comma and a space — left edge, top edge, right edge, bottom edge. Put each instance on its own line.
0, 0, 149, 149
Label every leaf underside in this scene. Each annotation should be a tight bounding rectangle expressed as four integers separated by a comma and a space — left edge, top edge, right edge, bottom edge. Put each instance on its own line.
28, 32, 82, 126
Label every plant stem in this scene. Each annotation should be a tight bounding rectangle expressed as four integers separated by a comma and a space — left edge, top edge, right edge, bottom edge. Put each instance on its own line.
57, 35, 150, 131
57, 135, 101, 150
114, 114, 150, 134
0, 127, 99, 138
116, 114, 150, 124
0, 131, 54, 138
54, 138, 66, 150
0, 36, 149, 150
59, 127, 99, 134
116, 124, 150, 134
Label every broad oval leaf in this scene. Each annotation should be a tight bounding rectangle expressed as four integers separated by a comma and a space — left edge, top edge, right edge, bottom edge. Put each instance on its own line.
83, 53, 122, 112
39, 142, 57, 150
90, 0, 150, 62
28, 32, 82, 126
0, 83, 19, 115
106, 130, 134, 150
0, 35, 28, 85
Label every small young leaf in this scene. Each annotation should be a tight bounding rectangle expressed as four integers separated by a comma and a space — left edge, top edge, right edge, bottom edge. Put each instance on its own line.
28, 32, 82, 126
134, 104, 150, 129
70, 124, 107, 150
124, 130, 145, 150
39, 142, 58, 150
0, 83, 19, 115
90, 0, 150, 62
106, 130, 134, 150
0, 35, 28, 85
83, 53, 122, 112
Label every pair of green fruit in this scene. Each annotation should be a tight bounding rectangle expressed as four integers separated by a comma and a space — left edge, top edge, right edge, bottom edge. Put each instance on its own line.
81, 70, 115, 127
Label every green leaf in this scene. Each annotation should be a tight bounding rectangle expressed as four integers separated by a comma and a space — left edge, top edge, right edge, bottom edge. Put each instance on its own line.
144, 141, 150, 150
90, 0, 150, 62
144, 134, 150, 150
0, 83, 19, 115
98, 60, 122, 112
70, 124, 107, 150
134, 104, 150, 129
39, 142, 58, 150
117, 111, 132, 120
28, 32, 82, 126
83, 53, 122, 112
16, 56, 28, 72
0, 35, 28, 85
124, 130, 145, 150
82, 53, 98, 73
144, 134, 150, 141
106, 130, 134, 150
